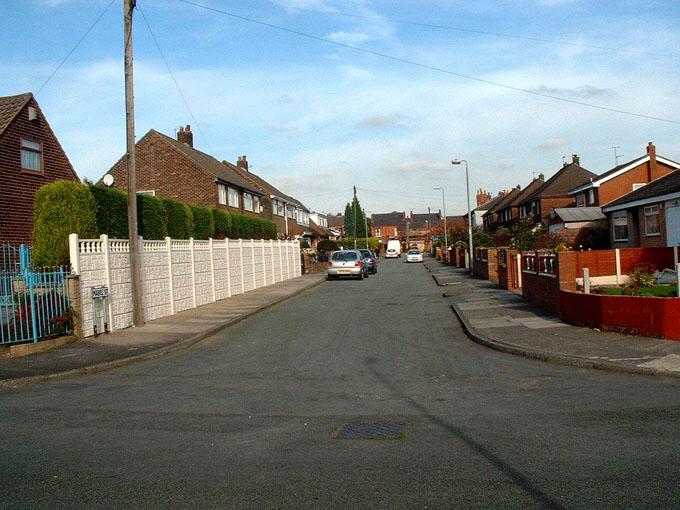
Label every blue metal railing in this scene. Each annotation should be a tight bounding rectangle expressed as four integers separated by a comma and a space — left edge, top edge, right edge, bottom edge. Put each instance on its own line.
0, 244, 72, 345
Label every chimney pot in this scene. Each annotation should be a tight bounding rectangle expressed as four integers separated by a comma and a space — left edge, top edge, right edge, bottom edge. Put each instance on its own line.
572, 154, 580, 166
236, 154, 249, 171
177, 124, 194, 147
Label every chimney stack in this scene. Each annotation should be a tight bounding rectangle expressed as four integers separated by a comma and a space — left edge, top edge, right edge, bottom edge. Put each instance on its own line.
177, 125, 193, 148
538, 173, 545, 181
647, 141, 658, 180
646, 141, 656, 161
572, 154, 580, 166
476, 188, 492, 207
236, 155, 249, 171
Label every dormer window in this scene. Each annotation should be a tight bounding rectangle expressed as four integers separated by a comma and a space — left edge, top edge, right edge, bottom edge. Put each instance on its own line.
21, 139, 42, 173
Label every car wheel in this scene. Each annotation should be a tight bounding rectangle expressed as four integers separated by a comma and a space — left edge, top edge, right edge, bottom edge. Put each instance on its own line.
358, 272, 364, 280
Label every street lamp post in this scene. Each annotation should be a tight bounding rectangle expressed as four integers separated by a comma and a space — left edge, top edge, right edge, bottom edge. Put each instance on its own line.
433, 187, 447, 262
451, 159, 473, 274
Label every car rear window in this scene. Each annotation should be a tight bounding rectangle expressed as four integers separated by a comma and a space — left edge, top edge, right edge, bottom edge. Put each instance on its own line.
332, 252, 358, 261
408, 250, 420, 254
360, 250, 372, 257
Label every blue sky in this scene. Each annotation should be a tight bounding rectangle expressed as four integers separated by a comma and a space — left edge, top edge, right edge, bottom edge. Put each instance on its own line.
3, 0, 680, 216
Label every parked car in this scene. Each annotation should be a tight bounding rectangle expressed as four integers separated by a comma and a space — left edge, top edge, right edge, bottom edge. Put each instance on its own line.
359, 249, 378, 274
326, 250, 369, 280
385, 239, 401, 258
406, 248, 423, 263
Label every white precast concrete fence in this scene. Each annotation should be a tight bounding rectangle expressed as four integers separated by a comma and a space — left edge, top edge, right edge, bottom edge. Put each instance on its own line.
69, 234, 301, 337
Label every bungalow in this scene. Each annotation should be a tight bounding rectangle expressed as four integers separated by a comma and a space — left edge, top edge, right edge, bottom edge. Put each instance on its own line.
602, 170, 680, 248
0, 92, 79, 244
103, 126, 264, 221
569, 142, 680, 207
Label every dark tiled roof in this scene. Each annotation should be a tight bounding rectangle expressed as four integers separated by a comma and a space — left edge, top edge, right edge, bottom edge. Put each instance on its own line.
308, 219, 328, 236
509, 178, 545, 207
522, 163, 597, 202
0, 92, 32, 137
228, 162, 307, 210
152, 130, 261, 194
603, 170, 680, 209
410, 212, 441, 229
487, 187, 522, 215
475, 193, 507, 213
326, 214, 345, 227
372, 212, 406, 228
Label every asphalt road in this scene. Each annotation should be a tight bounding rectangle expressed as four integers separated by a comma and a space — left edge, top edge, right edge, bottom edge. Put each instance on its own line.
1, 257, 680, 509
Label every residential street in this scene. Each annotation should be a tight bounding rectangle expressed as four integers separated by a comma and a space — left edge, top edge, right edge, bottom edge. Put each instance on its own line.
2, 258, 680, 509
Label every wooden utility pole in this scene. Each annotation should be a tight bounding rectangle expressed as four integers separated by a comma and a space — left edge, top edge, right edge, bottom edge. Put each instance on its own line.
353, 186, 357, 249
124, 0, 144, 327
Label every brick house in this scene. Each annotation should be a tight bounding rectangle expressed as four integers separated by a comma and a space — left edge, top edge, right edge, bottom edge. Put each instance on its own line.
371, 211, 405, 239
326, 214, 345, 237
0, 92, 79, 244
484, 186, 521, 231
602, 170, 680, 248
229, 155, 309, 238
470, 191, 507, 230
103, 126, 264, 219
569, 142, 680, 208
516, 154, 596, 225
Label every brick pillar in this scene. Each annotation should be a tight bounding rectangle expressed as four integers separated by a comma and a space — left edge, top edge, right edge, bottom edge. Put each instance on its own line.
66, 275, 82, 338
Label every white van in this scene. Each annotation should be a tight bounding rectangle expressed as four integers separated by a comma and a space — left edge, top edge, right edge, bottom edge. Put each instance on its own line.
385, 239, 401, 258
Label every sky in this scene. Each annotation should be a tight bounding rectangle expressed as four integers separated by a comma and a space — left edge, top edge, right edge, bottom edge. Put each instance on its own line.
2, 0, 680, 216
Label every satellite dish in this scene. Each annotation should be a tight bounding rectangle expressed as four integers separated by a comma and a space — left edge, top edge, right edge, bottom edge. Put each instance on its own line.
102, 174, 114, 187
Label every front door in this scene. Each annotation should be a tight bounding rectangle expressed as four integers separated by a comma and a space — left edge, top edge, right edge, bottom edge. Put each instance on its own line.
665, 199, 680, 246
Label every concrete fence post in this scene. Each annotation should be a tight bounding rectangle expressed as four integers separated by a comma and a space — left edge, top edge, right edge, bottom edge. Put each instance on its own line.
278, 241, 284, 282
251, 239, 256, 288
209, 238, 216, 302
239, 239, 245, 294
226, 238, 232, 298
261, 239, 267, 286
615, 248, 622, 285
676, 263, 680, 298
674, 246, 679, 266
583, 267, 590, 294
101, 234, 114, 332
166, 237, 175, 315
286, 241, 291, 280
190, 237, 197, 308
68, 233, 80, 275
516, 253, 522, 288
66, 274, 82, 338
270, 239, 275, 284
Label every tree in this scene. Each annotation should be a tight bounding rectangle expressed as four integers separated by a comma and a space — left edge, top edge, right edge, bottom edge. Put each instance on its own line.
344, 202, 354, 237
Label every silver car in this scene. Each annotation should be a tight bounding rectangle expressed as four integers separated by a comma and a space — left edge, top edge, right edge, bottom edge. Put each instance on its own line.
326, 250, 368, 280
405, 248, 423, 263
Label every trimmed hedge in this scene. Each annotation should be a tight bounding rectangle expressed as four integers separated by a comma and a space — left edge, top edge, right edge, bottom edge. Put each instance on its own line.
33, 180, 98, 267
164, 198, 194, 239
89, 185, 128, 238
137, 194, 167, 240
191, 206, 215, 240
212, 208, 231, 239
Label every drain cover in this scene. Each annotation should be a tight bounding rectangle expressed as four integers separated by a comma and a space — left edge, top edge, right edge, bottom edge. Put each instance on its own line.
333, 420, 407, 440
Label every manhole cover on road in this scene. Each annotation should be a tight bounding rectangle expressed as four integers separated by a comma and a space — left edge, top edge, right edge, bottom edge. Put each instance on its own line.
333, 420, 408, 440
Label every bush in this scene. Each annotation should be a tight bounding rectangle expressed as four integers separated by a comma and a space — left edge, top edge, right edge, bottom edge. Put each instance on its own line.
137, 194, 167, 240
89, 185, 128, 238
317, 239, 339, 252
629, 263, 656, 292
573, 220, 610, 250
33, 180, 98, 267
191, 206, 215, 239
163, 199, 193, 239
213, 208, 231, 239
230, 213, 244, 238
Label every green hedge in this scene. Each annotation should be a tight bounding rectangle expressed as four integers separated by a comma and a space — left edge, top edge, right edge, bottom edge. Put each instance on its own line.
137, 194, 167, 240
33, 180, 98, 267
89, 185, 128, 238
191, 206, 215, 240
164, 199, 194, 239
213, 208, 231, 239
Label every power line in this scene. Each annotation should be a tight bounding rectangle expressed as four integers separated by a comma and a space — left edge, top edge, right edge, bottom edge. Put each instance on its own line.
177, 0, 680, 125
36, 0, 116, 96
137, 2, 212, 152
325, 10, 678, 60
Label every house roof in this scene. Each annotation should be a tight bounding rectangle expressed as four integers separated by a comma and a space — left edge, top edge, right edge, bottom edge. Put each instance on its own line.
151, 130, 261, 195
602, 170, 680, 212
228, 162, 308, 210
474, 192, 508, 214
509, 178, 545, 207
307, 219, 329, 237
569, 154, 680, 194
410, 212, 441, 229
552, 207, 605, 222
522, 162, 597, 203
372, 211, 406, 228
487, 187, 522, 215
326, 214, 345, 228
0, 92, 32, 137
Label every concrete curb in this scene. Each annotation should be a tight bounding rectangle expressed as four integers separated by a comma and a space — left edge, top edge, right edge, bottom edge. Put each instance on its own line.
0, 276, 326, 389
450, 303, 680, 380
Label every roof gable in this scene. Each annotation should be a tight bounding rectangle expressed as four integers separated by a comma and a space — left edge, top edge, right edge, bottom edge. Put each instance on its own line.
228, 162, 307, 210
522, 163, 596, 203
487, 187, 521, 214
0, 92, 32, 137
372, 212, 406, 227
602, 170, 680, 212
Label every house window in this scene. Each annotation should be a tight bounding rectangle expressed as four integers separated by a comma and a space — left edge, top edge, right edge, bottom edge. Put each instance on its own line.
218, 183, 227, 205
587, 189, 595, 205
275, 200, 284, 216
288, 206, 295, 219
253, 195, 260, 213
21, 139, 42, 172
243, 192, 253, 212
644, 205, 660, 236
576, 194, 586, 207
612, 212, 628, 241
228, 187, 239, 208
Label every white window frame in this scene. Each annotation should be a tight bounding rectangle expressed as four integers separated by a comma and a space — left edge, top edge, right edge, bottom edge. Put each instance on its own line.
612, 211, 628, 241
632, 183, 646, 191
576, 194, 586, 207
587, 189, 595, 205
287, 206, 295, 219
20, 138, 42, 173
218, 183, 227, 205
228, 187, 239, 208
253, 195, 260, 214
243, 192, 253, 212
644, 205, 661, 236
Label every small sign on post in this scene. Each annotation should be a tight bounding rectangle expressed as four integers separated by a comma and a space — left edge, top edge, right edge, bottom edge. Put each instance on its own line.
91, 286, 110, 336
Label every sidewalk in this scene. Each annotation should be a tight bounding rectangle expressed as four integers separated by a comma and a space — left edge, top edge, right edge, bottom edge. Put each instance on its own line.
0, 273, 326, 388
424, 258, 680, 378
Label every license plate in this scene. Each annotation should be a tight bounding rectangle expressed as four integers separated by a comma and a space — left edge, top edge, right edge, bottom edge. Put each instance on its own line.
338, 269, 351, 274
